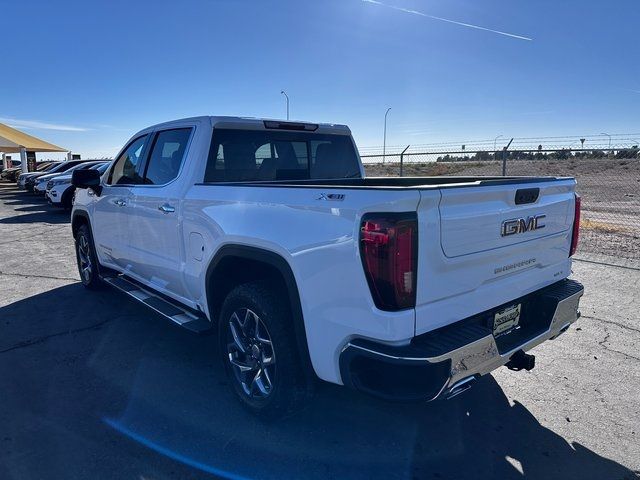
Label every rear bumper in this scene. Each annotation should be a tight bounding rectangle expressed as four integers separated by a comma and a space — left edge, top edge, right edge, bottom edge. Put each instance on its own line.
339, 279, 583, 402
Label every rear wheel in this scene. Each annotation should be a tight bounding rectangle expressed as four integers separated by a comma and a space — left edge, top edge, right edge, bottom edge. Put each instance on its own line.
218, 281, 312, 418
75, 224, 102, 289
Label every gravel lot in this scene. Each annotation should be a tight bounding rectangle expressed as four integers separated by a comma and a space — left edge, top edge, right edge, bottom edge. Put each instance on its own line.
0, 184, 639, 480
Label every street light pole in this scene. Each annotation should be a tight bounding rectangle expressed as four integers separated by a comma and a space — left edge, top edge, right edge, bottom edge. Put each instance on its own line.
280, 90, 289, 120
493, 134, 503, 152
600, 132, 611, 150
383, 107, 391, 164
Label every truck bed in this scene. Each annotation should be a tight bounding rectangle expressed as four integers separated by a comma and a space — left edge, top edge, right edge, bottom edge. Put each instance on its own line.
198, 175, 568, 189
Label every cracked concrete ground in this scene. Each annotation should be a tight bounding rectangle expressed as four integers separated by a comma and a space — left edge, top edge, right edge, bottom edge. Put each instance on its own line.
0, 183, 639, 480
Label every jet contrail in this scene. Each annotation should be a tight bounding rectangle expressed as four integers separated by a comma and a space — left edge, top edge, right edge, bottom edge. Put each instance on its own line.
362, 0, 533, 41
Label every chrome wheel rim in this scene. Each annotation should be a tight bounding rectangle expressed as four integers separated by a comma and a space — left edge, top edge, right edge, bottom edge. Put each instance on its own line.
77, 235, 92, 282
226, 308, 276, 399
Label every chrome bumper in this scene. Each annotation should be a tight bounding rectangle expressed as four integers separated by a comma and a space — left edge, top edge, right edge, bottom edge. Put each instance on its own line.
433, 284, 582, 397
339, 279, 584, 402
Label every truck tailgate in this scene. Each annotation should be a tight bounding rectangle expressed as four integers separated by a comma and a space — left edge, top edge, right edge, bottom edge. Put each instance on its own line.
414, 178, 577, 336
439, 181, 573, 257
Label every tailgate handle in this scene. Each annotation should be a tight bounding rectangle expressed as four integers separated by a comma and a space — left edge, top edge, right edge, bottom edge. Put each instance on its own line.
515, 188, 539, 205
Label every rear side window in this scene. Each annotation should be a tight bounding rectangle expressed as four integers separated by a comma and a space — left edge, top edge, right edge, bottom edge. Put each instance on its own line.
143, 128, 192, 185
204, 129, 360, 182
108, 135, 148, 185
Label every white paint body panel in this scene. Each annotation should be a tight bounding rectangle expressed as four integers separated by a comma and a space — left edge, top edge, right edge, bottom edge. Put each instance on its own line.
72, 116, 578, 386
46, 183, 71, 205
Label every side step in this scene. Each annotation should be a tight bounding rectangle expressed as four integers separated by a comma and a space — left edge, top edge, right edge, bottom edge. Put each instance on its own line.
102, 274, 212, 334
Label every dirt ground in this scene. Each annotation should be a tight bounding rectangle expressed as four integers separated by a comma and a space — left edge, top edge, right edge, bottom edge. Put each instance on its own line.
365, 158, 640, 260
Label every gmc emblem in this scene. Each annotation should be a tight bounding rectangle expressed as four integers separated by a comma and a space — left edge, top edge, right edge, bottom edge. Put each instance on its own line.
501, 215, 546, 237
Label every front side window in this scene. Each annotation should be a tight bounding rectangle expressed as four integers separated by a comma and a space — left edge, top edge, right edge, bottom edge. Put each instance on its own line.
143, 128, 192, 185
108, 135, 148, 185
204, 129, 360, 182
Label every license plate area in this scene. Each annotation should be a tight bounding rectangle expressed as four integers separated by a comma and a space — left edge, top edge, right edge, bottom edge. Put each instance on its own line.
493, 303, 521, 336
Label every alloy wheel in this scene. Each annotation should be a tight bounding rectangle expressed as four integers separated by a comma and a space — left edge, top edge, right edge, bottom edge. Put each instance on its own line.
226, 308, 276, 399
77, 235, 92, 283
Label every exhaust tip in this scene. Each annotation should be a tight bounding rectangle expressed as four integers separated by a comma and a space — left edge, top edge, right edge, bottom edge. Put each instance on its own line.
444, 376, 477, 400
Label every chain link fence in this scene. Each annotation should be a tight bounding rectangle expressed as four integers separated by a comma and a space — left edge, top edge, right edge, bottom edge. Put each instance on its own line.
361, 139, 640, 260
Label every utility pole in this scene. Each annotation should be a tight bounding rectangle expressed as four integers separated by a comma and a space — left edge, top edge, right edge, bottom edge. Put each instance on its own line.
280, 90, 290, 120
494, 134, 503, 153
600, 132, 611, 158
383, 107, 391, 164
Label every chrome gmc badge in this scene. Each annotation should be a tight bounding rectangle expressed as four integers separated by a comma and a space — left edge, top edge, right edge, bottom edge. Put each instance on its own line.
501, 215, 546, 237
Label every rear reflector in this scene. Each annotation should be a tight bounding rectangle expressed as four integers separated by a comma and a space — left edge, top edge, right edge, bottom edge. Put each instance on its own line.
360, 213, 418, 310
570, 194, 581, 256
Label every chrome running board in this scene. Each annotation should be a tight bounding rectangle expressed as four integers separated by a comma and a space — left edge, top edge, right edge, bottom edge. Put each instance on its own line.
101, 274, 212, 334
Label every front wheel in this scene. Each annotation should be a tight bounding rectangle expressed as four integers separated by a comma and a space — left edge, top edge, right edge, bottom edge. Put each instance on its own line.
218, 281, 313, 418
75, 224, 102, 289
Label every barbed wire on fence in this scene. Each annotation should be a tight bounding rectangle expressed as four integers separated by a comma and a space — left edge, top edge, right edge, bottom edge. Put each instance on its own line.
359, 146, 640, 165
359, 142, 639, 260
358, 133, 640, 156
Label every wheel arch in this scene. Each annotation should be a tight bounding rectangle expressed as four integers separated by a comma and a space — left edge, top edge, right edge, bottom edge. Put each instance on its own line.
71, 209, 91, 239
61, 186, 76, 209
205, 244, 315, 379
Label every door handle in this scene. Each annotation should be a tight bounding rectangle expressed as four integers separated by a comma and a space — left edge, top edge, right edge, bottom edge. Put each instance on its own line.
158, 203, 175, 214
113, 199, 127, 207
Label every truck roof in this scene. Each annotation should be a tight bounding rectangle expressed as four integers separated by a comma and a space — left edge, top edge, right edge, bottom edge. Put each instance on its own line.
145, 116, 352, 135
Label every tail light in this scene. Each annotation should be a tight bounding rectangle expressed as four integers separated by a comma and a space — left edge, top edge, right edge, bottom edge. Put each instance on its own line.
360, 213, 418, 310
570, 194, 581, 256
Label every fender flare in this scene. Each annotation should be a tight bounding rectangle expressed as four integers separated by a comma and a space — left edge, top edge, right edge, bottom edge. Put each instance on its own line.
71, 209, 92, 238
205, 244, 315, 379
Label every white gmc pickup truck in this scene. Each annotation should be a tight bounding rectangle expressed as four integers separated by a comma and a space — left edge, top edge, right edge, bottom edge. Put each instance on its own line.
71, 116, 583, 417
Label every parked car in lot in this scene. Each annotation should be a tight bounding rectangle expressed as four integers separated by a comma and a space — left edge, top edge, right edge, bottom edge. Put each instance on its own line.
23, 160, 91, 192
7, 161, 52, 183
46, 161, 109, 209
1, 162, 23, 182
2, 167, 21, 182
71, 116, 584, 418
34, 161, 106, 195
1, 159, 20, 172
17, 162, 60, 189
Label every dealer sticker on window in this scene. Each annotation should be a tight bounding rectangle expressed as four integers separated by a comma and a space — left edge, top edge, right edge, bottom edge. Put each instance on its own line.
493, 303, 521, 336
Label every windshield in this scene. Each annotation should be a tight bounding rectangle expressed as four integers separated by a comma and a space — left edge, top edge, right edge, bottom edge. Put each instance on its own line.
43, 162, 74, 174
66, 163, 92, 173
93, 162, 110, 173
204, 129, 361, 182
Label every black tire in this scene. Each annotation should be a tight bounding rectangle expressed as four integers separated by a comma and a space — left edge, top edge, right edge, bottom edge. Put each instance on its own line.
218, 281, 313, 418
75, 224, 103, 290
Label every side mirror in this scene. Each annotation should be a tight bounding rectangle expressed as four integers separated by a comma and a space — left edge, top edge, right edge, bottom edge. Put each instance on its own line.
72, 169, 102, 196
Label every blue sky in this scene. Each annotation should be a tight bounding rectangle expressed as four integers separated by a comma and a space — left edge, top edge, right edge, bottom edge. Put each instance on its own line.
2, 0, 638, 159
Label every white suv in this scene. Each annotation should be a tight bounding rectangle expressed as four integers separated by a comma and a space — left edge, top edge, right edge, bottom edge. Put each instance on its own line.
46, 162, 109, 209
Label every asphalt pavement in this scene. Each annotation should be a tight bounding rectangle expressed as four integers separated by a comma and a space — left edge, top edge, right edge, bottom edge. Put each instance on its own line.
0, 183, 638, 480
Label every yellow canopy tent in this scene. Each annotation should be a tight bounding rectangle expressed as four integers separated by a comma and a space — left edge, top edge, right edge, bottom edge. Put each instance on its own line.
0, 122, 67, 153
0, 122, 68, 172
